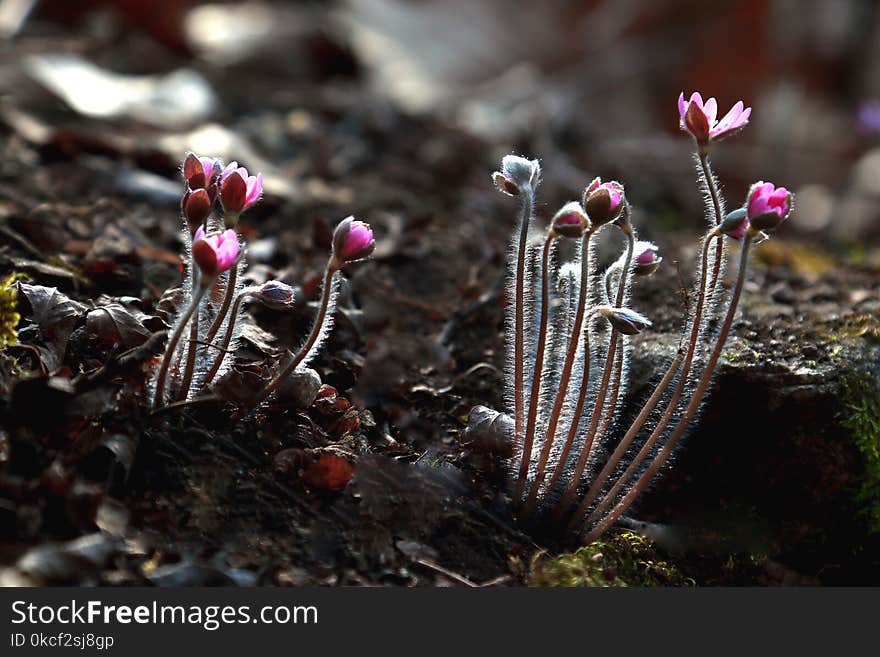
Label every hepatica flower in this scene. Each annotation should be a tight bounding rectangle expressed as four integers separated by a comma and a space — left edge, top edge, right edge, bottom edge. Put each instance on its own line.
192, 227, 240, 278
599, 306, 653, 336
582, 177, 624, 227
551, 201, 590, 238
183, 153, 219, 190
492, 154, 541, 196
747, 181, 792, 232
332, 216, 375, 265
220, 162, 263, 215
633, 241, 662, 276
678, 92, 751, 144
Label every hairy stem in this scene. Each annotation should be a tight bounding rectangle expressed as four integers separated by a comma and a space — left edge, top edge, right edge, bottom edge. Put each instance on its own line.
243, 264, 336, 413
512, 188, 536, 499
519, 233, 557, 499
176, 267, 202, 401
153, 282, 209, 410
569, 348, 684, 523
204, 264, 239, 348
583, 235, 753, 542
521, 231, 593, 514
698, 152, 725, 299
554, 230, 635, 516
202, 290, 249, 387
582, 234, 719, 528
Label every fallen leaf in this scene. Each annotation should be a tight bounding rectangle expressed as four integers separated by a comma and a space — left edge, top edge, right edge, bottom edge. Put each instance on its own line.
301, 454, 353, 491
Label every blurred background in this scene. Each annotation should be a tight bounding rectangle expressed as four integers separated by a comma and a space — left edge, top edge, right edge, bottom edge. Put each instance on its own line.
1, 0, 879, 245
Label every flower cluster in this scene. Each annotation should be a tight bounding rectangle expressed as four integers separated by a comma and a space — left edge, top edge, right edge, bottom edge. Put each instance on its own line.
151, 153, 375, 412
484, 91, 793, 541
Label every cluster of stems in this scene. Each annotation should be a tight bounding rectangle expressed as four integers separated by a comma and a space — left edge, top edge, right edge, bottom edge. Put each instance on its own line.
150, 154, 375, 416
496, 95, 792, 540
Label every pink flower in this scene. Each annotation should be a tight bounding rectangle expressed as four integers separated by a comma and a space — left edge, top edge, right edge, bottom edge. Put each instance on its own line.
183, 153, 219, 190
332, 216, 375, 264
192, 227, 240, 277
219, 161, 263, 215
551, 201, 589, 238
678, 92, 751, 144
633, 241, 662, 276
582, 177, 624, 227
746, 181, 792, 232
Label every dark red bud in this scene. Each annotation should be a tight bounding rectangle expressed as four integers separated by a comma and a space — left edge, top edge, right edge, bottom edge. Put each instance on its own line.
192, 239, 218, 277
220, 171, 246, 214
685, 102, 710, 143
182, 188, 212, 235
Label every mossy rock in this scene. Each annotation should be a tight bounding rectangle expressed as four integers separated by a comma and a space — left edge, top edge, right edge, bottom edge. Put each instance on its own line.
527, 531, 687, 587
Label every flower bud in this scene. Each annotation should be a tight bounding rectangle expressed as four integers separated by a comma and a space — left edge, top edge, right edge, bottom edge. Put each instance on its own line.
633, 241, 662, 276
718, 207, 749, 239
599, 306, 652, 335
253, 280, 295, 309
332, 216, 375, 266
183, 153, 218, 190
492, 154, 541, 196
181, 188, 213, 235
746, 181, 793, 233
582, 177, 624, 228
550, 201, 590, 238
192, 227, 240, 279
219, 162, 263, 220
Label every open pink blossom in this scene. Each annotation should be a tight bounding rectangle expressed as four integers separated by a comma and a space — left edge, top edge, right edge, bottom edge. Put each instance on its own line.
746, 181, 792, 232
332, 216, 375, 264
219, 161, 263, 214
678, 92, 751, 144
192, 227, 240, 277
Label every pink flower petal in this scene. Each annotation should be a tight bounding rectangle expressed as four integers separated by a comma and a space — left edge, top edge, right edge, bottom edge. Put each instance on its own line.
704, 97, 718, 127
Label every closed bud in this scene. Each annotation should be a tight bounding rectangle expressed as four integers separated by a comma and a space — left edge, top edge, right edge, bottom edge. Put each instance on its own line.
492, 154, 540, 196
332, 216, 375, 266
633, 241, 662, 276
550, 201, 590, 238
718, 207, 749, 239
181, 188, 212, 235
582, 177, 624, 227
254, 280, 296, 309
746, 181, 793, 233
599, 305, 652, 335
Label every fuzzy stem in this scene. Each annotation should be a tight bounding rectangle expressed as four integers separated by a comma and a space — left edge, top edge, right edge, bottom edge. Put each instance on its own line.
520, 230, 593, 514
176, 266, 202, 401
518, 233, 557, 499
202, 289, 249, 387
153, 282, 210, 410
570, 348, 684, 523
204, 264, 238, 347
582, 235, 753, 543
243, 264, 337, 412
698, 152, 725, 298
554, 230, 635, 516
581, 233, 719, 527
512, 188, 536, 499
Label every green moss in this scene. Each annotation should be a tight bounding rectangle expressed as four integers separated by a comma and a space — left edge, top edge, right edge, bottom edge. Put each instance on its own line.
527, 531, 687, 587
0, 273, 25, 350
840, 373, 880, 534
